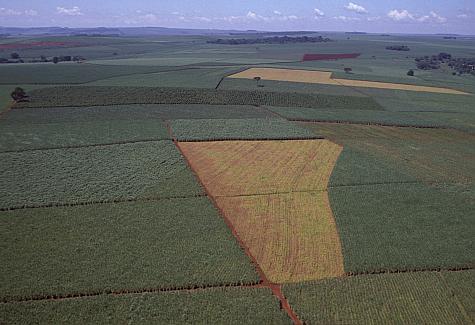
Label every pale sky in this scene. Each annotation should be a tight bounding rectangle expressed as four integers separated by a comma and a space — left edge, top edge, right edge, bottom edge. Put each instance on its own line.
1, 0, 474, 34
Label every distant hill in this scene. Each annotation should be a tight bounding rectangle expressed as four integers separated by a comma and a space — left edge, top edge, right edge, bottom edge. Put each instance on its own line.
0, 26, 262, 37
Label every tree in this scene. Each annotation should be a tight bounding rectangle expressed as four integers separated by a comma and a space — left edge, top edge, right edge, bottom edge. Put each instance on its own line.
254, 76, 263, 87
344, 67, 353, 74
52, 56, 59, 64
10, 52, 20, 59
10, 87, 29, 102
407, 69, 414, 76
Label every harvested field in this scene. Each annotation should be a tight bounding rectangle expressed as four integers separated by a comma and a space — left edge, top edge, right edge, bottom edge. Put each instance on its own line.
178, 140, 344, 283
178, 140, 342, 196
216, 192, 344, 283
303, 53, 361, 61
228, 68, 469, 95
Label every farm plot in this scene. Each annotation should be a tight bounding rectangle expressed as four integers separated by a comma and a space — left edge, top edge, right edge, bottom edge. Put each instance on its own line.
330, 183, 474, 273
219, 77, 367, 97
178, 140, 344, 283
0, 287, 290, 324
0, 119, 169, 152
177, 140, 342, 196
228, 68, 469, 95
272, 105, 475, 133
283, 271, 474, 324
303, 53, 361, 61
4, 104, 274, 123
215, 192, 344, 283
88, 66, 240, 88
0, 64, 179, 85
170, 118, 318, 141
303, 123, 475, 185
0, 199, 258, 301
0, 141, 202, 209
15, 86, 383, 111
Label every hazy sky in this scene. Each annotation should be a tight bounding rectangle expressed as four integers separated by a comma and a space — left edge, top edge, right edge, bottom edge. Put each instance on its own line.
1, 0, 474, 34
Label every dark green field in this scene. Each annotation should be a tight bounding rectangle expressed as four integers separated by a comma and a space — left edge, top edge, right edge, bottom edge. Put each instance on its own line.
1, 31, 474, 324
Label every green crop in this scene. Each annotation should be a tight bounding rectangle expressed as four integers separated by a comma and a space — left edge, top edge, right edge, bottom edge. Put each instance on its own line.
0, 141, 203, 209
283, 271, 474, 324
0, 198, 259, 301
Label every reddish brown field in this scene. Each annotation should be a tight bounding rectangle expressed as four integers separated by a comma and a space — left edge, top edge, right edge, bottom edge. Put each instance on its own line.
0, 42, 79, 50
178, 140, 345, 283
303, 53, 361, 61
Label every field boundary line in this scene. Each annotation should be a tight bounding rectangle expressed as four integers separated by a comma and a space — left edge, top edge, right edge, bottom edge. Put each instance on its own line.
346, 266, 474, 277
297, 119, 456, 130
214, 189, 327, 198
172, 133, 302, 324
0, 194, 207, 212
0, 138, 171, 154
1, 282, 264, 304
175, 136, 325, 142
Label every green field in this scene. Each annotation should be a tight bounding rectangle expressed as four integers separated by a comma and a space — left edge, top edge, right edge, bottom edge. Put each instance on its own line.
0, 141, 202, 209
283, 271, 474, 324
14, 86, 383, 110
0, 287, 290, 324
4, 104, 274, 122
0, 199, 258, 301
330, 183, 474, 273
1, 31, 474, 323
0, 119, 169, 152
170, 118, 318, 140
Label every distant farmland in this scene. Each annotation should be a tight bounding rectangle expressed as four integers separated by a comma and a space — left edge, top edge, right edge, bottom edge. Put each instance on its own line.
302, 53, 361, 61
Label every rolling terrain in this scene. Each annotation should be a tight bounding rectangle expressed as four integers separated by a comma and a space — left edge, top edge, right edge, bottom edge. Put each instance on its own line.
1, 31, 474, 324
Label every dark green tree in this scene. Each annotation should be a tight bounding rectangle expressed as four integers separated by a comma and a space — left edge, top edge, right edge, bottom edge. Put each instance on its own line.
407, 69, 415, 76
10, 87, 28, 102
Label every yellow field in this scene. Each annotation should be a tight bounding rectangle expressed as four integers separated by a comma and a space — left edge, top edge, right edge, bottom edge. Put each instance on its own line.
228, 68, 469, 95
177, 140, 343, 196
216, 192, 345, 283
178, 140, 344, 283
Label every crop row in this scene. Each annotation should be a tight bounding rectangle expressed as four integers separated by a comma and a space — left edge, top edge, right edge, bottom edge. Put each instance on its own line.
15, 85, 383, 110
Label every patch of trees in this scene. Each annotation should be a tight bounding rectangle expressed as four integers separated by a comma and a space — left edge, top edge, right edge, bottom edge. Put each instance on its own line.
386, 45, 410, 51
0, 53, 85, 64
10, 87, 29, 102
207, 36, 332, 45
415, 53, 475, 75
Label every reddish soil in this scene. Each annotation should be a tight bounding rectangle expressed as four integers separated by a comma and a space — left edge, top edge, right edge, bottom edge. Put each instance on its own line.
0, 41, 80, 50
302, 53, 361, 61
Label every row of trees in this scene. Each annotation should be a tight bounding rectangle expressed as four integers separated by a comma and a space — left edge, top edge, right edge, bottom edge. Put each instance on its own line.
0, 52, 85, 64
207, 36, 332, 45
